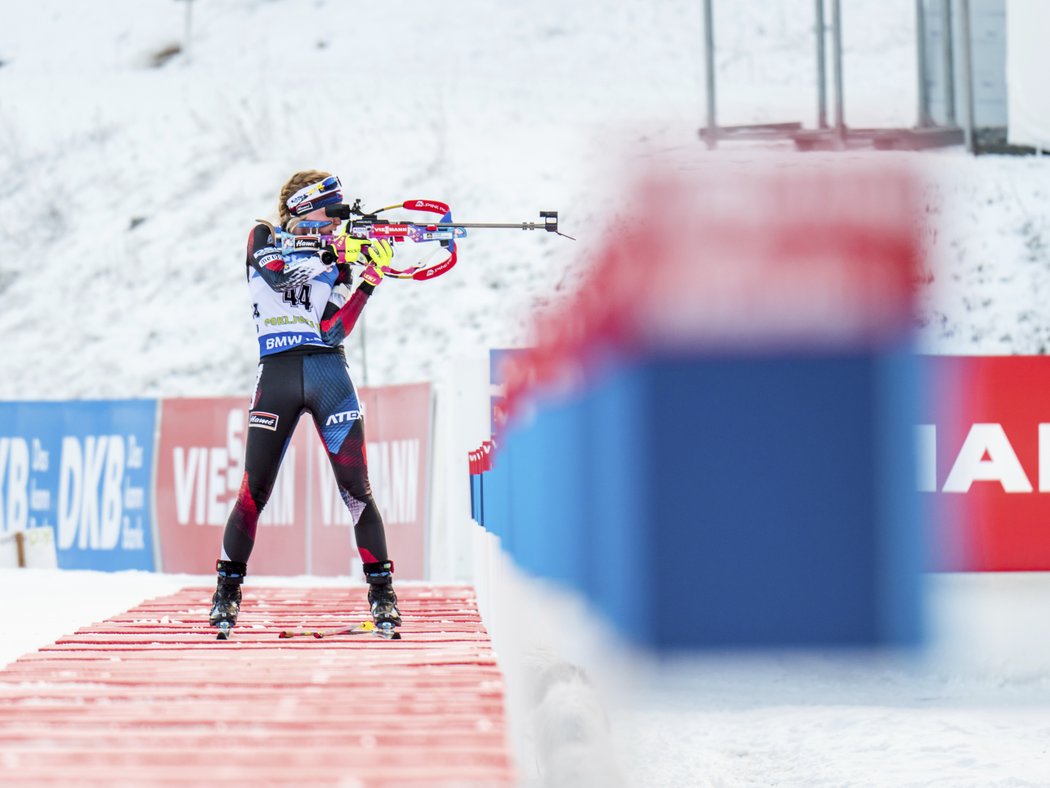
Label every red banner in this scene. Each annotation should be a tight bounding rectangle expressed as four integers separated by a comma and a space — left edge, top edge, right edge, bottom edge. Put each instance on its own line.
154, 383, 432, 578
154, 398, 309, 575
921, 356, 1050, 571
309, 383, 431, 579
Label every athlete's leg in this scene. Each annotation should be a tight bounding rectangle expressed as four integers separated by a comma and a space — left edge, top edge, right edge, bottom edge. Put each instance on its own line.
303, 354, 389, 564
220, 354, 305, 563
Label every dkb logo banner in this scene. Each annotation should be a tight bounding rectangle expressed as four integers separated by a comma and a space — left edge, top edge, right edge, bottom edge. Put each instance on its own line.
0, 400, 157, 571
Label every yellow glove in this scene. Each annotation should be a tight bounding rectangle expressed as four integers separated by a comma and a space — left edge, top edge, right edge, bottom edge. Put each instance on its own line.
367, 238, 394, 268
326, 233, 366, 265
361, 239, 393, 287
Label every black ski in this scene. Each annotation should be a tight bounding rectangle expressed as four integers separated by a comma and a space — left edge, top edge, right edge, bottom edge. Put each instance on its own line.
215, 621, 233, 640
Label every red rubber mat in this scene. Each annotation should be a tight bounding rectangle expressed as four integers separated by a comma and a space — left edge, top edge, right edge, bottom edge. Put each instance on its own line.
0, 585, 515, 786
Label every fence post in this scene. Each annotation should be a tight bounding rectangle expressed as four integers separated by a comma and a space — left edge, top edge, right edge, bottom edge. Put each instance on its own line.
703, 0, 718, 148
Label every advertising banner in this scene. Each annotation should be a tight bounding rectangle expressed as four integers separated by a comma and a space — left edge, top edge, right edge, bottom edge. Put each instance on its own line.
310, 383, 432, 579
155, 383, 432, 578
920, 355, 1050, 571
0, 400, 157, 571
154, 398, 309, 575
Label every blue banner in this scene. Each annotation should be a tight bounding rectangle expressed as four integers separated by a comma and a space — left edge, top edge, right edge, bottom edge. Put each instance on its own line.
0, 400, 158, 571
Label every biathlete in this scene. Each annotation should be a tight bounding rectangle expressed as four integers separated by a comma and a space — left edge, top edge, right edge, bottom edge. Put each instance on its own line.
208, 169, 401, 635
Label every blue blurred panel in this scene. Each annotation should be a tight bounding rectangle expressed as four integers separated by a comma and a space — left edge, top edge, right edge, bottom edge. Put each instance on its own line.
646, 354, 878, 647
470, 474, 480, 523
482, 336, 927, 650
587, 351, 923, 650
0, 400, 158, 571
508, 393, 587, 588
483, 441, 512, 544
586, 369, 647, 624
502, 412, 543, 575
873, 349, 927, 643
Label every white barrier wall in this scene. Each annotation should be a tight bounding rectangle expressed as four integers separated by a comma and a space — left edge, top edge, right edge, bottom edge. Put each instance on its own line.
1007, 0, 1050, 149
427, 356, 491, 581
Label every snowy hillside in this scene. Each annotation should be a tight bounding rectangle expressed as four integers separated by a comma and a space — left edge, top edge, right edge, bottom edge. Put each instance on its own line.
2, 0, 1047, 400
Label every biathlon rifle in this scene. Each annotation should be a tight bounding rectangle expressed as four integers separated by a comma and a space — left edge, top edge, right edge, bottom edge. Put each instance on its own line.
288, 198, 574, 281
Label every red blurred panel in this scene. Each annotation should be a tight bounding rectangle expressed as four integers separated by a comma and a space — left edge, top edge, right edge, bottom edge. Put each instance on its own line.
500, 156, 922, 435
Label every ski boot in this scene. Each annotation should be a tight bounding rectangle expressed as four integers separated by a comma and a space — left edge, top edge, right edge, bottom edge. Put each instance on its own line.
364, 560, 401, 632
209, 559, 246, 640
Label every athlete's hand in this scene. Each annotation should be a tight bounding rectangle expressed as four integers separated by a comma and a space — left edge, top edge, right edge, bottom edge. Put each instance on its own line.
367, 238, 394, 268
361, 239, 393, 287
325, 234, 366, 265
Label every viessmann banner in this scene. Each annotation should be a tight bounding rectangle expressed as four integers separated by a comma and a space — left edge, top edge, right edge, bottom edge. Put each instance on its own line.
308, 383, 432, 579
153, 383, 432, 578
153, 397, 310, 575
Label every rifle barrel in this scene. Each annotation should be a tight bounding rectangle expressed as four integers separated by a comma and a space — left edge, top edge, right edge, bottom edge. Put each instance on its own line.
429, 221, 545, 230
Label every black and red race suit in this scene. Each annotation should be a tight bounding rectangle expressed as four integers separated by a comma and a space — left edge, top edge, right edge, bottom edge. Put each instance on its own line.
219, 223, 389, 566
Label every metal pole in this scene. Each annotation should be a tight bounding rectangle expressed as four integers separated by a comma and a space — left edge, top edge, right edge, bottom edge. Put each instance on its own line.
916, 0, 932, 127
703, 0, 718, 147
184, 0, 193, 60
942, 0, 956, 124
958, 0, 976, 152
815, 0, 828, 128
831, 0, 845, 140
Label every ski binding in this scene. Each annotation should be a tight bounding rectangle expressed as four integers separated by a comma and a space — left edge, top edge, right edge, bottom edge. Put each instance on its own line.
374, 622, 401, 640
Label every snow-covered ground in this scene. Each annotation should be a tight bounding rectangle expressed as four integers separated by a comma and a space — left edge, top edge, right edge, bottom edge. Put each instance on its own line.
4, 1, 1050, 786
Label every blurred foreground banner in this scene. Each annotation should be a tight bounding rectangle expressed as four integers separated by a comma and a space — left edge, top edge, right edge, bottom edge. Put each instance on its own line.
484, 156, 926, 650
154, 383, 432, 578
0, 401, 157, 571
